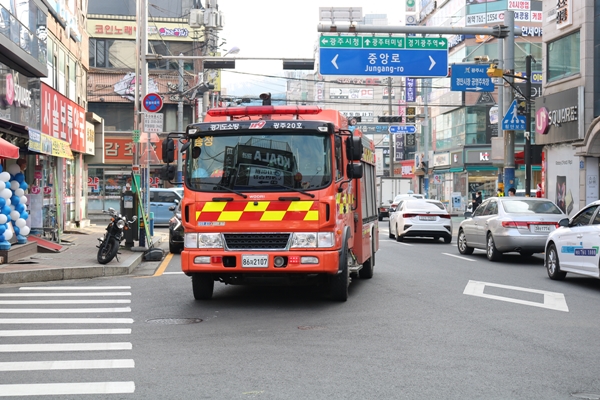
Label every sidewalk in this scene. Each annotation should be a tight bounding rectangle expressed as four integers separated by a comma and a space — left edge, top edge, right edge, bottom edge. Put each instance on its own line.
0, 225, 167, 285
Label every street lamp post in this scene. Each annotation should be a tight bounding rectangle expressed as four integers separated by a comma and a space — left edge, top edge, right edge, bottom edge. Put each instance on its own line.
524, 54, 534, 197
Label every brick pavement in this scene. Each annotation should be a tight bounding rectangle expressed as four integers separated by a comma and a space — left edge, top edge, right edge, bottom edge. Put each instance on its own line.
0, 224, 167, 284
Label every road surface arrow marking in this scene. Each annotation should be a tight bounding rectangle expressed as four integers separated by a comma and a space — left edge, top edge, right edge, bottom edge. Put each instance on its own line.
331, 54, 339, 70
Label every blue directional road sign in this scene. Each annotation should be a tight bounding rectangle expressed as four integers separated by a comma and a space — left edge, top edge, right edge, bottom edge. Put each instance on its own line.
502, 100, 526, 131
451, 64, 494, 92
389, 125, 416, 134
319, 48, 448, 77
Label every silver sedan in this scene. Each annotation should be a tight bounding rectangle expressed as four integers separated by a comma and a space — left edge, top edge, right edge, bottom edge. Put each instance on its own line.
457, 197, 565, 261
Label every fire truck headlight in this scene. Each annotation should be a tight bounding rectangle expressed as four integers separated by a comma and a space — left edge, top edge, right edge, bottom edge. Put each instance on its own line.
198, 233, 224, 248
185, 233, 199, 248
291, 232, 334, 248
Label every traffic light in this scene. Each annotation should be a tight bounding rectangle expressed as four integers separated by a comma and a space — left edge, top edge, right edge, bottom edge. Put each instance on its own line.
378, 116, 403, 123
487, 63, 504, 78
160, 165, 176, 181
162, 139, 174, 163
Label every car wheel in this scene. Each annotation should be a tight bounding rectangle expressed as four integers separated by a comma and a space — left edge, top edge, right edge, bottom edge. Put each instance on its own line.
395, 225, 404, 242
546, 243, 567, 280
359, 235, 375, 279
388, 222, 394, 239
457, 229, 474, 255
378, 214, 383, 221
443, 235, 452, 244
520, 251, 534, 258
192, 274, 214, 300
486, 233, 502, 261
169, 239, 182, 254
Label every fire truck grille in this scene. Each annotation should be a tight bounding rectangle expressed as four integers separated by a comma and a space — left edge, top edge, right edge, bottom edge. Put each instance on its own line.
223, 233, 291, 250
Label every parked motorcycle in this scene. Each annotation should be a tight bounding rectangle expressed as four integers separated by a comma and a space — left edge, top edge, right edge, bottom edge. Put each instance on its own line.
97, 208, 136, 264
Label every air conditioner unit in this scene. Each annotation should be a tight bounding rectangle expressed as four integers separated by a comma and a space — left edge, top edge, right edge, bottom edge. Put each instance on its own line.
189, 9, 204, 28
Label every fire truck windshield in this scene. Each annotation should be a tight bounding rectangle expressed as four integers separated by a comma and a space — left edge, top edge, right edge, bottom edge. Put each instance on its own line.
185, 132, 332, 193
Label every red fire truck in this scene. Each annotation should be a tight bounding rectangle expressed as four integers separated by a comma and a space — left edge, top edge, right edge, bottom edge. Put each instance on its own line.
162, 102, 378, 301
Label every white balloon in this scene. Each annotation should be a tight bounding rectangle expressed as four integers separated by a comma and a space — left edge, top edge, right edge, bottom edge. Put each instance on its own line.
15, 218, 26, 228
10, 181, 19, 191
0, 181, 5, 191
7, 164, 20, 175
5, 198, 10, 207
20, 226, 30, 236
14, 189, 24, 197
0, 215, 7, 225
0, 172, 10, 182
10, 210, 19, 221
4, 229, 13, 240
0, 189, 11, 199
20, 196, 27, 204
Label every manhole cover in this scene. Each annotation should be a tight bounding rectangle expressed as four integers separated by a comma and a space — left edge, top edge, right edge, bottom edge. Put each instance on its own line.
572, 393, 600, 400
298, 325, 324, 330
145, 318, 202, 325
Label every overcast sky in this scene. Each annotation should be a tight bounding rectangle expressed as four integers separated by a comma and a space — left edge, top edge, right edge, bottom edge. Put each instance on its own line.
217, 1, 404, 96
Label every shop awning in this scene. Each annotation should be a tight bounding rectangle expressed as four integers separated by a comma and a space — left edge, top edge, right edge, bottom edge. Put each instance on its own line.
0, 137, 20, 159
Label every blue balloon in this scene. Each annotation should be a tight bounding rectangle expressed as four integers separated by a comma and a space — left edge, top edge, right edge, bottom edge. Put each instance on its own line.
20, 211, 28, 220
0, 198, 5, 209
13, 226, 19, 235
19, 181, 28, 191
2, 206, 10, 215
0, 165, 3, 173
10, 196, 19, 206
0, 234, 5, 242
14, 173, 24, 183
16, 204, 25, 213
0, 225, 6, 235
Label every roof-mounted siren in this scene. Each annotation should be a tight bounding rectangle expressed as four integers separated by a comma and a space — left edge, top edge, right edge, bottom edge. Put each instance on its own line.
259, 93, 271, 106
189, 9, 204, 29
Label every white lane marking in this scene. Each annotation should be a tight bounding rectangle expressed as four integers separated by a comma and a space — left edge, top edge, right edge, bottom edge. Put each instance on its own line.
0, 292, 131, 297
0, 300, 131, 304
0, 359, 135, 371
0, 329, 132, 337
443, 253, 476, 262
0, 342, 132, 352
0, 307, 131, 313
0, 381, 135, 396
19, 286, 131, 290
0, 318, 134, 324
463, 280, 569, 312
162, 271, 184, 275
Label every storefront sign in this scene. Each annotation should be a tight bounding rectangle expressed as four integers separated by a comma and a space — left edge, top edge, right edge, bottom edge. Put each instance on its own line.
28, 128, 74, 159
88, 19, 195, 41
432, 152, 450, 167
86, 122, 95, 155
104, 137, 165, 164
466, 148, 493, 164
534, 87, 581, 144
556, 0, 572, 29
0, 65, 40, 129
451, 151, 463, 167
41, 83, 88, 154
400, 160, 415, 178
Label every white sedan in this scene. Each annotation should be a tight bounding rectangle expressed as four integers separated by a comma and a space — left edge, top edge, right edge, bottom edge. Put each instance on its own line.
545, 200, 600, 280
388, 199, 453, 243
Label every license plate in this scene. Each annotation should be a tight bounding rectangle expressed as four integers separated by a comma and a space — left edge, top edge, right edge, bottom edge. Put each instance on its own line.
419, 216, 436, 221
532, 225, 551, 233
242, 254, 269, 268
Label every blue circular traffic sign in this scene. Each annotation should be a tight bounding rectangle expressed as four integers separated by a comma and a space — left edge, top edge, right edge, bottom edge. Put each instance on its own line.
143, 93, 163, 113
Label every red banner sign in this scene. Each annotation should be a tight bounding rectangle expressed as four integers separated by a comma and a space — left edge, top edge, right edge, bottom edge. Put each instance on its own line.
41, 83, 87, 153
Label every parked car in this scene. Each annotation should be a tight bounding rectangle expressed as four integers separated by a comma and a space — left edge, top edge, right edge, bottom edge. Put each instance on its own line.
457, 197, 565, 261
168, 201, 184, 254
544, 200, 600, 280
388, 198, 453, 243
150, 187, 183, 225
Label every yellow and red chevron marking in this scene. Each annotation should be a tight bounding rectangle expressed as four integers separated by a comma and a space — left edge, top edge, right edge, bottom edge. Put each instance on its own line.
195, 201, 319, 222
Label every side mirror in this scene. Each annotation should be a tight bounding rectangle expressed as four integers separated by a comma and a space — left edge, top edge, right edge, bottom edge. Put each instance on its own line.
558, 218, 569, 227
345, 136, 363, 161
168, 206, 175, 211
162, 139, 175, 163
347, 162, 363, 179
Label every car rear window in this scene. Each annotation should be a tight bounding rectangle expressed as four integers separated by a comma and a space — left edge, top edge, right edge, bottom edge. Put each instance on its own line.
502, 200, 563, 214
405, 200, 446, 211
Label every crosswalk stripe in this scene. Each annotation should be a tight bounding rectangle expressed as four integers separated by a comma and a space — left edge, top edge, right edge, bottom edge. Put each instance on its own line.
0, 342, 132, 352
0, 329, 132, 337
0, 307, 132, 313
0, 299, 131, 304
0, 359, 135, 371
0, 292, 131, 297
0, 381, 135, 396
19, 286, 131, 290
0, 318, 134, 324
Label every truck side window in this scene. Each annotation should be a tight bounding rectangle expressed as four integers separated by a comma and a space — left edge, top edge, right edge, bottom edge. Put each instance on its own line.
334, 136, 343, 181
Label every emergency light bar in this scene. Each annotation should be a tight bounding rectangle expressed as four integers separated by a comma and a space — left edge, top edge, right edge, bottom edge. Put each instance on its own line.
207, 105, 322, 117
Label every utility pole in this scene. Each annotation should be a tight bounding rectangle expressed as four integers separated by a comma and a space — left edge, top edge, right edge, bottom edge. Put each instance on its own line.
503, 11, 515, 195
497, 36, 504, 193
388, 77, 394, 178
423, 78, 429, 199
177, 55, 184, 184
524, 54, 533, 197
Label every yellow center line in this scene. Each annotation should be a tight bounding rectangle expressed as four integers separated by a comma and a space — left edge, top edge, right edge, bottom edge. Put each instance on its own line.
153, 252, 174, 277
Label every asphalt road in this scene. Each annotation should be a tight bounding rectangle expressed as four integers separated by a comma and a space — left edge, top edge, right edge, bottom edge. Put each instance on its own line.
2, 225, 600, 399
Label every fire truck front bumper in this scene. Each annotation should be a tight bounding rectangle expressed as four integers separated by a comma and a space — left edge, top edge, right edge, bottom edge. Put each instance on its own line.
181, 250, 341, 275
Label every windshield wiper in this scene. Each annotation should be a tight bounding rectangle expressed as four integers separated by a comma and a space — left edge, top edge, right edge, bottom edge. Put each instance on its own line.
212, 184, 247, 198
263, 183, 315, 198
